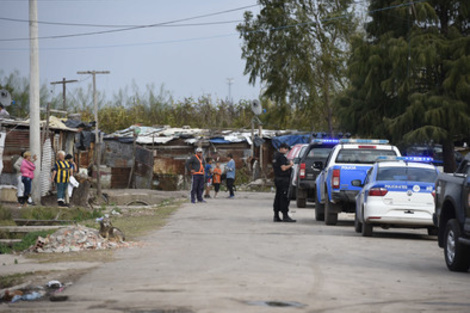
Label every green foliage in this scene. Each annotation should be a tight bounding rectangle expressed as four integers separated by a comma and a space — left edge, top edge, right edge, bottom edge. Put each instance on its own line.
338, 0, 470, 172
16, 206, 103, 222
237, 0, 357, 133
14, 230, 56, 252
0, 230, 56, 254
0, 206, 12, 222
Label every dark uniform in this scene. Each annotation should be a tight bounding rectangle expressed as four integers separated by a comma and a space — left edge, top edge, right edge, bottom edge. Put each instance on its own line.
272, 147, 296, 222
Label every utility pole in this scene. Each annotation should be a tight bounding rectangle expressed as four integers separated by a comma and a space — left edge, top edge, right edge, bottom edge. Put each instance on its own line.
50, 78, 78, 111
77, 70, 110, 199
227, 78, 234, 104
29, 0, 41, 204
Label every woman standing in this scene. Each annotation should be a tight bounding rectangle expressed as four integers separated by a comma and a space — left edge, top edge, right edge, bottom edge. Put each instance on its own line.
51, 151, 72, 207
19, 151, 37, 208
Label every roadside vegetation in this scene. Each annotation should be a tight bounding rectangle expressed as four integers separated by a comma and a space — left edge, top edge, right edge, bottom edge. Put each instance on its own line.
0, 199, 181, 254
0, 200, 182, 290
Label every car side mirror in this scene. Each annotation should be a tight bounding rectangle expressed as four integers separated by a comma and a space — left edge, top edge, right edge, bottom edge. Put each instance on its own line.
313, 161, 323, 171
351, 179, 363, 187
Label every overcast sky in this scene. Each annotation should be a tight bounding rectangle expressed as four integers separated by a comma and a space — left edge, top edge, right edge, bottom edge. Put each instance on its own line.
0, 0, 262, 104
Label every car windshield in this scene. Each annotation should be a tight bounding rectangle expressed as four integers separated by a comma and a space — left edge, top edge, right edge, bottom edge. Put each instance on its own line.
336, 149, 397, 164
377, 167, 437, 182
307, 147, 333, 158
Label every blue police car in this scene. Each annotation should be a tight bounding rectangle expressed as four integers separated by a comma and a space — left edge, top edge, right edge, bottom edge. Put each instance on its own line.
353, 157, 439, 237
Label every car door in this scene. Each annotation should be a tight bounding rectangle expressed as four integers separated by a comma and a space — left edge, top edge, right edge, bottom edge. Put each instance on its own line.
317, 149, 335, 203
357, 168, 373, 221
462, 165, 470, 234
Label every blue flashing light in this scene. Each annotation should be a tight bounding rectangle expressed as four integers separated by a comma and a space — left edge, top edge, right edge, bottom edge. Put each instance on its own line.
340, 139, 389, 144
311, 139, 340, 144
376, 156, 434, 163
400, 156, 434, 163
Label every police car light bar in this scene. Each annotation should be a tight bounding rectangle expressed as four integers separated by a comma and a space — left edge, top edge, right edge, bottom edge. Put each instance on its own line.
400, 156, 434, 162
340, 139, 389, 144
311, 139, 340, 144
376, 156, 434, 163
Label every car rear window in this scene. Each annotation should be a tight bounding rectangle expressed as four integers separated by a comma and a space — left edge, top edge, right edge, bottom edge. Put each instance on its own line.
307, 147, 333, 158
377, 167, 437, 182
336, 149, 397, 164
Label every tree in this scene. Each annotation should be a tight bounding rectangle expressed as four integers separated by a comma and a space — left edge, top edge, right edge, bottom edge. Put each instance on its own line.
0, 70, 55, 118
237, 0, 356, 133
338, 0, 470, 172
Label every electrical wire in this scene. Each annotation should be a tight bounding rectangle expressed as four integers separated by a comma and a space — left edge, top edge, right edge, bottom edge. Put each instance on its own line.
0, 0, 427, 48
0, 16, 243, 28
0, 4, 258, 42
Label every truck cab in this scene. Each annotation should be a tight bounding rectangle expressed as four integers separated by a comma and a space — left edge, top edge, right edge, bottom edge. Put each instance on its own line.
315, 139, 401, 225
295, 139, 339, 208
434, 153, 470, 272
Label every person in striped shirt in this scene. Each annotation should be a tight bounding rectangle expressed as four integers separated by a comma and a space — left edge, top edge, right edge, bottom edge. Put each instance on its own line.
51, 151, 72, 207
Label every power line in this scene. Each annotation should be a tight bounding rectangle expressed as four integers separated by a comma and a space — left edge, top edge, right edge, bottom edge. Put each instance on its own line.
0, 33, 237, 51
0, 4, 258, 42
0, 16, 243, 28
0, 0, 427, 49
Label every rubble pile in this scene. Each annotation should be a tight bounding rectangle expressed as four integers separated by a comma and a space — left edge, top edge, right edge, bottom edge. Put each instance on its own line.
32, 225, 133, 253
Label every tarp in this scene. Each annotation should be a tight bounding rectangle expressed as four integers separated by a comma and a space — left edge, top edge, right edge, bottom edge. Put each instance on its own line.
271, 134, 310, 149
209, 138, 231, 144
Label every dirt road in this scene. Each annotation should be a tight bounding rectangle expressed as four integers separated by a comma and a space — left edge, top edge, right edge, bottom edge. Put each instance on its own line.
9, 192, 470, 312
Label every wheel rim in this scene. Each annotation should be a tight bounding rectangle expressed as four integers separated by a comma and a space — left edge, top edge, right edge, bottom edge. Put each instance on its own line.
446, 229, 456, 264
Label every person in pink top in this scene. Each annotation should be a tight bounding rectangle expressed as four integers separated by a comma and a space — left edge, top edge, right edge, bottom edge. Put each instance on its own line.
20, 151, 37, 208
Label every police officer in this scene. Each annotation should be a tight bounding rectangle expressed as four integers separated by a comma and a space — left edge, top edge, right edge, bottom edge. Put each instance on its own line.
272, 143, 296, 222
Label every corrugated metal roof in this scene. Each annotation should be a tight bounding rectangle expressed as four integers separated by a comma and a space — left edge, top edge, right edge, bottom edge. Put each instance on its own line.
105, 125, 292, 146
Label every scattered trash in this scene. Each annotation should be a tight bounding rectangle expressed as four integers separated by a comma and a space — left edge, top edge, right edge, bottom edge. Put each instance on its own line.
3, 290, 23, 302
1, 280, 75, 303
28, 224, 138, 253
49, 294, 68, 302
47, 280, 62, 289
11, 291, 43, 302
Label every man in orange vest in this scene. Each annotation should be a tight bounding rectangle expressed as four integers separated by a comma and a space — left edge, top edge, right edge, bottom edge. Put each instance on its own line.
186, 147, 206, 203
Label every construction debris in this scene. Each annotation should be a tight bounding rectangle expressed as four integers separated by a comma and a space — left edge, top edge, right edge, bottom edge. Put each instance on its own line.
31, 225, 136, 253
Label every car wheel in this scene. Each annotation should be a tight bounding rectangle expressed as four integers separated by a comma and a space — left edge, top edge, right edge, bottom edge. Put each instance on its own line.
315, 200, 325, 221
427, 226, 438, 236
354, 213, 362, 233
324, 200, 338, 226
296, 188, 306, 208
444, 219, 470, 272
362, 222, 373, 237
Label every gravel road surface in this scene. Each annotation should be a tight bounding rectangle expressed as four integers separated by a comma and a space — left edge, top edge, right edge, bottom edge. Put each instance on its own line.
9, 191, 470, 313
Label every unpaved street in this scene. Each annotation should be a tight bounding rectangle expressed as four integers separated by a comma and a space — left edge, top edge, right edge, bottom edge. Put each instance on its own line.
10, 192, 470, 313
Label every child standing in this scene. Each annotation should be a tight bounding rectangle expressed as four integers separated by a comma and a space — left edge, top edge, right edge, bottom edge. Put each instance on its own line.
212, 162, 222, 198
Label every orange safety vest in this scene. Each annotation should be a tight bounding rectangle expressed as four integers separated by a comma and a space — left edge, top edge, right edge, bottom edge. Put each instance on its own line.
193, 154, 205, 175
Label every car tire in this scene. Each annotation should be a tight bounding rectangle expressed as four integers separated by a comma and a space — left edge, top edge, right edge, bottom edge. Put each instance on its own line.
427, 226, 438, 236
362, 222, 373, 237
325, 200, 338, 226
315, 200, 325, 221
444, 219, 470, 272
354, 213, 362, 233
296, 188, 306, 208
